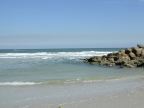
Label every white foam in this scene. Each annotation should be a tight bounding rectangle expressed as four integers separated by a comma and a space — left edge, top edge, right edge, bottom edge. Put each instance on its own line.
0, 51, 113, 59
0, 82, 40, 86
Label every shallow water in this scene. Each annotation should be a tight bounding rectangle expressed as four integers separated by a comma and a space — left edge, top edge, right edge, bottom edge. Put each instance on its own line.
0, 48, 115, 84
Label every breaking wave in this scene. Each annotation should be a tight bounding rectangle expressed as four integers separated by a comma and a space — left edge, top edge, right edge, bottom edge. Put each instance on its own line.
0, 51, 112, 60
0, 82, 40, 86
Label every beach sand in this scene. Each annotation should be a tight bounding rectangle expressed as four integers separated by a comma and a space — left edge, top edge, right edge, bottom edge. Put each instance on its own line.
21, 86, 144, 108
1, 77, 144, 108
31, 86, 144, 108
62, 88, 144, 108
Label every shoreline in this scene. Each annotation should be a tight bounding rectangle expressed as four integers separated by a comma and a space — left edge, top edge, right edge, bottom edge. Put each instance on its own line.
1, 75, 144, 108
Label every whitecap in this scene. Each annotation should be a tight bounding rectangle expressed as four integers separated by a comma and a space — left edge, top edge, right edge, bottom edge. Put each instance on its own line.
0, 51, 113, 60
0, 81, 40, 86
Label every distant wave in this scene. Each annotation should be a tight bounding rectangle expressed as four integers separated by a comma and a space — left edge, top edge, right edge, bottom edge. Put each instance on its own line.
0, 51, 112, 59
0, 82, 40, 86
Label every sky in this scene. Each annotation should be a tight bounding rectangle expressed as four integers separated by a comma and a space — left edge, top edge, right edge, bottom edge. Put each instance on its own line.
0, 0, 144, 49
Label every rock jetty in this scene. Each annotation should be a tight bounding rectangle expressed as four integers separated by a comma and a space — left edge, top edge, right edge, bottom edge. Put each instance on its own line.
85, 44, 144, 68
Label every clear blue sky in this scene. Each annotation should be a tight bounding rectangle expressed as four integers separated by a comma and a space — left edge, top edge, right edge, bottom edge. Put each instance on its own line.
0, 0, 144, 48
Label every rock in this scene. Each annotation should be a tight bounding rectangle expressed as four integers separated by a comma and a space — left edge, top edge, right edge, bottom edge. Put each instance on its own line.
132, 47, 138, 54
137, 44, 144, 48
113, 56, 119, 61
137, 63, 144, 67
136, 59, 144, 67
87, 56, 101, 62
141, 49, 144, 57
85, 44, 144, 68
137, 48, 143, 56
124, 64, 135, 68
132, 47, 142, 56
125, 48, 132, 54
107, 53, 114, 57
107, 57, 114, 63
129, 52, 136, 60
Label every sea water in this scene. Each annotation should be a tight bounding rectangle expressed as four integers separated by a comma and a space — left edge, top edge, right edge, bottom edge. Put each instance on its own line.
0, 48, 144, 108
0, 48, 117, 85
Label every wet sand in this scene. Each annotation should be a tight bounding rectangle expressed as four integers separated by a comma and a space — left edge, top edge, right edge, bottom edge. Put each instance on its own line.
0, 77, 144, 108
62, 88, 144, 108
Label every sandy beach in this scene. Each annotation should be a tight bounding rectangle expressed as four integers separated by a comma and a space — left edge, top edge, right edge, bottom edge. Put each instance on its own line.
62, 88, 144, 108
1, 75, 144, 108
21, 88, 144, 108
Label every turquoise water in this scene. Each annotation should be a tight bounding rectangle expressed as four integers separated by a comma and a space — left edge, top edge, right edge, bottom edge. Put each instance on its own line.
0, 48, 144, 86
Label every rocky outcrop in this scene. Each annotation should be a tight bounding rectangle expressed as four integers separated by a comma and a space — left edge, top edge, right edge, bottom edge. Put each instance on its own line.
85, 44, 144, 68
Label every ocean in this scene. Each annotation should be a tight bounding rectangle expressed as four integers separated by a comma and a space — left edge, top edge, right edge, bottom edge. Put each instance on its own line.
0, 48, 117, 85
0, 48, 144, 108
